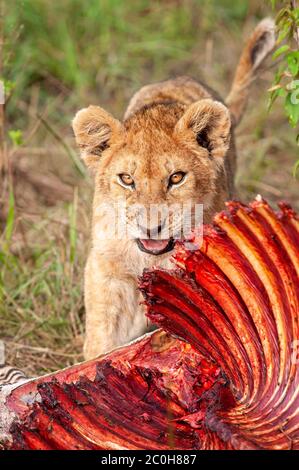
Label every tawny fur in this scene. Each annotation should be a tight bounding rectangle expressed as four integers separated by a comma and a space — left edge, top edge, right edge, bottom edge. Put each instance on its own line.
72, 19, 275, 360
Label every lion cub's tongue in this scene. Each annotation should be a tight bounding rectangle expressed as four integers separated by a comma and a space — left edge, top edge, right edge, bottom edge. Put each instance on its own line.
140, 239, 170, 252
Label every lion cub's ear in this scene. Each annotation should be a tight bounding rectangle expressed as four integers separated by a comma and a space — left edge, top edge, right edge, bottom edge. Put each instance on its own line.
72, 105, 123, 170
174, 99, 231, 162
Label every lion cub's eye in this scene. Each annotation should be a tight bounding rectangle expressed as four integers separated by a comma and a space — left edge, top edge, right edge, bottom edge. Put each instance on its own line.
168, 171, 186, 188
118, 173, 135, 188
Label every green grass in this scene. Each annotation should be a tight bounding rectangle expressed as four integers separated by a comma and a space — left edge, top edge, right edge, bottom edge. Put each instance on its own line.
5, 0, 261, 124
0, 184, 85, 374
1, 0, 298, 376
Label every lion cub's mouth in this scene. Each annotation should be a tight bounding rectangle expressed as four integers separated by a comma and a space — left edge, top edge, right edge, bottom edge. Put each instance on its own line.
136, 238, 175, 256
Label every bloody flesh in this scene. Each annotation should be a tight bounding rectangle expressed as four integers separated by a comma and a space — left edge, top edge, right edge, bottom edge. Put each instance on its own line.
142, 198, 299, 449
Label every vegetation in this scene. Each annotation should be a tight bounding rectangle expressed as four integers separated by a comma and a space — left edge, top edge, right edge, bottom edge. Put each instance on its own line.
0, 0, 298, 376
269, 0, 299, 158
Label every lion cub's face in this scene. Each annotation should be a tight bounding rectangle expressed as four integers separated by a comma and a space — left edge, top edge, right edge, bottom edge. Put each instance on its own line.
73, 100, 231, 256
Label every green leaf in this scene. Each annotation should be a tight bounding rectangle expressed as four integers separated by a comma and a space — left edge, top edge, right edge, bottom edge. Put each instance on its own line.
275, 7, 290, 25
275, 8, 291, 28
272, 44, 290, 60
8, 129, 23, 147
290, 7, 299, 22
276, 23, 292, 44
3, 79, 15, 95
287, 51, 299, 77
285, 92, 299, 127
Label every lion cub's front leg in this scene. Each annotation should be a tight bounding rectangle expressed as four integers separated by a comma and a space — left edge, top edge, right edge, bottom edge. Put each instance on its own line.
83, 251, 148, 360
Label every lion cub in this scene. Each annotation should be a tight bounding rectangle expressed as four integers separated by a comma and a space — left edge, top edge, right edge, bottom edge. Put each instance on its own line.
73, 19, 275, 360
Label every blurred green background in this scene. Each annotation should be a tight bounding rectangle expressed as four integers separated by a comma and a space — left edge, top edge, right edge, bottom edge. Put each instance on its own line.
1, 0, 298, 375
5, 0, 260, 121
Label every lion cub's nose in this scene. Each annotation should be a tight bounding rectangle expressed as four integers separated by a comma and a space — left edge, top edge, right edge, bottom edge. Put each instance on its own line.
138, 222, 164, 239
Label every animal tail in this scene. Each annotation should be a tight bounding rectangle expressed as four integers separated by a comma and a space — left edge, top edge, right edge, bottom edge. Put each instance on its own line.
226, 18, 275, 126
